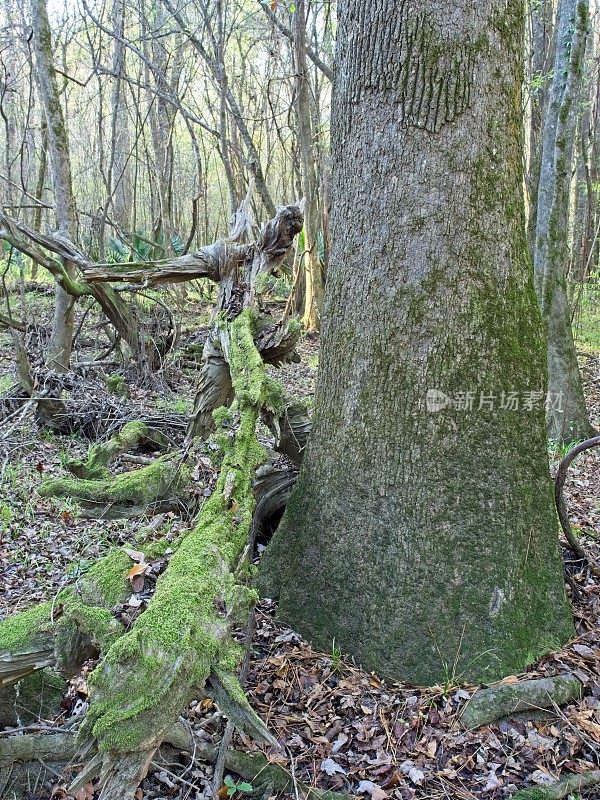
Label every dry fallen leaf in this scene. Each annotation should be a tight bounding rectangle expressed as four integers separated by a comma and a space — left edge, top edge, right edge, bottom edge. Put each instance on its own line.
426, 740, 437, 758
75, 783, 95, 800
321, 757, 346, 776
124, 547, 146, 562
127, 562, 148, 580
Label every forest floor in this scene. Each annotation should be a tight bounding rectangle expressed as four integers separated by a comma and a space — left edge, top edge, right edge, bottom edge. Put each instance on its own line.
1, 286, 600, 800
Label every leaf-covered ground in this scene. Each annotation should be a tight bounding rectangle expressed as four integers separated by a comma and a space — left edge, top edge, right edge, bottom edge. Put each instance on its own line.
0, 289, 599, 800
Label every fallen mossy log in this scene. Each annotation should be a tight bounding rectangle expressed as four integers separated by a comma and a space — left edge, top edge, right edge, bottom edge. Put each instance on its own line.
38, 453, 189, 518
508, 770, 600, 799
62, 310, 281, 800
0, 724, 348, 800
460, 674, 582, 729
71, 312, 276, 795
0, 545, 146, 688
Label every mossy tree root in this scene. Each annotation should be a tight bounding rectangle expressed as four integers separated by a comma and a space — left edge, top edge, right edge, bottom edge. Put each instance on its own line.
78, 311, 282, 800
38, 453, 189, 518
0, 726, 348, 800
460, 674, 582, 729
508, 770, 600, 799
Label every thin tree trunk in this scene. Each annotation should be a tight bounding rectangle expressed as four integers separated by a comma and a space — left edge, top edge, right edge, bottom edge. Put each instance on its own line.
100, 0, 131, 241
533, 0, 594, 442
29, 0, 77, 371
526, 0, 554, 244
293, 0, 323, 332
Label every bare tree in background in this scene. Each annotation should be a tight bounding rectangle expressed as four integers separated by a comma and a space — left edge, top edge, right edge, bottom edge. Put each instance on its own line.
533, 0, 595, 442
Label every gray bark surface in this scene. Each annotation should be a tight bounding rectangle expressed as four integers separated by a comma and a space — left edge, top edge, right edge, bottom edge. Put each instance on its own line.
293, 0, 323, 331
532, 0, 594, 442
29, 0, 77, 371
261, 0, 573, 685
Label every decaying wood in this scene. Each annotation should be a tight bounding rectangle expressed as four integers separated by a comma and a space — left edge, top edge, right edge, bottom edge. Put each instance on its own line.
187, 319, 302, 441
0, 545, 137, 688
0, 360, 188, 442
0, 725, 347, 800
0, 211, 170, 367
83, 242, 247, 285
265, 398, 312, 467
0, 200, 305, 799
251, 461, 298, 549
64, 421, 168, 479
38, 453, 188, 518
0, 312, 288, 799
460, 674, 582, 729
74, 312, 279, 800
83, 205, 302, 292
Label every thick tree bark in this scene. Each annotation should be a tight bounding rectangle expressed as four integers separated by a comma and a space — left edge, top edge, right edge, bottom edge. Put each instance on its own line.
532, 0, 594, 442
261, 0, 573, 685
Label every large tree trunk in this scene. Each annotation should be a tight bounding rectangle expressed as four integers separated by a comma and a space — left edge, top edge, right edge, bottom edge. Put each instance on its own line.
532, 0, 594, 442
261, 0, 573, 686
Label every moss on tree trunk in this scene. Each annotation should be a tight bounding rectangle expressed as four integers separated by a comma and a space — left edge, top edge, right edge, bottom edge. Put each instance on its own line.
260, 0, 573, 686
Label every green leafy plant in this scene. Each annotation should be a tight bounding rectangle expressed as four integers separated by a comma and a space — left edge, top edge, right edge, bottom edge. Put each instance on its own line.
330, 638, 342, 673
223, 775, 253, 797
106, 237, 130, 263
548, 438, 583, 462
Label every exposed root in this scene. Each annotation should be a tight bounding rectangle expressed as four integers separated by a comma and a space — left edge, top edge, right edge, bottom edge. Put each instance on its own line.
38, 454, 189, 518
555, 435, 600, 576
64, 421, 168, 480
460, 674, 582, 729
508, 770, 600, 799
0, 726, 348, 800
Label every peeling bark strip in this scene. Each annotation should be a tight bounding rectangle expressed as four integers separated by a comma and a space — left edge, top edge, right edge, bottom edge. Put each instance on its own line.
345, 3, 478, 132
